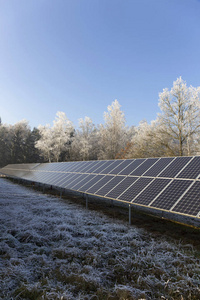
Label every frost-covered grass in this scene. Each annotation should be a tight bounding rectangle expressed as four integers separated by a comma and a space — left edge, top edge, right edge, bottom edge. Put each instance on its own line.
0, 178, 200, 300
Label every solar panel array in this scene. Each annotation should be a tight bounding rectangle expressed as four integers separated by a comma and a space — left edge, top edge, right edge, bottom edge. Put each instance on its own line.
1, 156, 200, 221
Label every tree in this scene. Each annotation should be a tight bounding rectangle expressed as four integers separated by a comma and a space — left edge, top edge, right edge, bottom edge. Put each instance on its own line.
8, 120, 31, 163
71, 117, 98, 161
98, 100, 129, 159
35, 112, 74, 162
157, 77, 200, 156
51, 112, 74, 162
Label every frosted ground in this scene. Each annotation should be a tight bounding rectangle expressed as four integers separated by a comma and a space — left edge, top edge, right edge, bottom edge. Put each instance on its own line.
0, 178, 200, 299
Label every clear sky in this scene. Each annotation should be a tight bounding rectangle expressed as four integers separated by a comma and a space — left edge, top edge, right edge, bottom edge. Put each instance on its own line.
0, 0, 200, 129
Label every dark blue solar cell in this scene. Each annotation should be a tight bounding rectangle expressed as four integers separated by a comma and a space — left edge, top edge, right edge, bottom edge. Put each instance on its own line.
79, 175, 104, 192
106, 177, 137, 199
109, 160, 133, 174
96, 176, 125, 197
130, 158, 158, 176
93, 161, 113, 174
172, 181, 200, 216
158, 157, 192, 178
84, 161, 103, 173
177, 157, 200, 179
133, 178, 171, 205
143, 157, 174, 177
63, 173, 81, 188
65, 174, 85, 189
118, 177, 153, 202
77, 161, 95, 173
119, 159, 145, 175
102, 160, 124, 174
86, 175, 114, 194
99, 160, 123, 174
71, 174, 93, 190
70, 161, 87, 172
58, 173, 76, 187
150, 179, 192, 210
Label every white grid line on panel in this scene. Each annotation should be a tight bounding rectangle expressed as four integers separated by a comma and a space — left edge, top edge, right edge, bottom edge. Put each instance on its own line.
174, 156, 194, 178
64, 173, 84, 188
108, 159, 125, 174
117, 159, 137, 174
98, 160, 118, 174
116, 176, 140, 199
140, 157, 161, 176
70, 173, 91, 189
127, 158, 147, 175
84, 174, 111, 193
170, 180, 196, 211
76, 174, 97, 191
156, 157, 176, 177
131, 177, 157, 203
104, 176, 127, 197
148, 179, 174, 207
91, 160, 111, 174
85, 160, 106, 173
94, 176, 115, 195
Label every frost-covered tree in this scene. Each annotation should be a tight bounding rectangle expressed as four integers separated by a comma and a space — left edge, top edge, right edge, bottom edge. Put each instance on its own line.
71, 117, 98, 161
98, 100, 129, 159
126, 120, 176, 158
35, 124, 53, 162
35, 112, 74, 162
51, 112, 74, 162
157, 77, 200, 156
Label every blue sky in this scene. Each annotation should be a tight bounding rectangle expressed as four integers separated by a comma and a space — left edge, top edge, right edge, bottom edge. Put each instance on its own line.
0, 0, 200, 129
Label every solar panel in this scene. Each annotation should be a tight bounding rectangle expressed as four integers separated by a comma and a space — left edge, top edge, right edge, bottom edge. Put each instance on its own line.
99, 160, 123, 174
118, 177, 153, 202
158, 156, 192, 178
130, 158, 158, 176
62, 173, 80, 188
176, 156, 200, 179
79, 175, 104, 192
119, 159, 145, 175
77, 161, 95, 173
47, 172, 71, 187
70, 174, 91, 190
52, 173, 70, 186
93, 161, 112, 174
1, 156, 200, 225
106, 177, 137, 199
86, 175, 114, 194
65, 173, 85, 189
84, 161, 103, 173
67, 173, 88, 188
150, 179, 192, 210
143, 157, 174, 177
109, 159, 133, 174
133, 178, 171, 206
70, 161, 87, 173
172, 181, 200, 216
95, 176, 125, 197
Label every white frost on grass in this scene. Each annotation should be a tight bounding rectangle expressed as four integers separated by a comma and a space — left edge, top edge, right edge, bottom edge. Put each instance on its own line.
0, 178, 200, 299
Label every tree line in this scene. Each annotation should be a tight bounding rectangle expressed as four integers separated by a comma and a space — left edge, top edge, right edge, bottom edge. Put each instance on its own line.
0, 77, 200, 167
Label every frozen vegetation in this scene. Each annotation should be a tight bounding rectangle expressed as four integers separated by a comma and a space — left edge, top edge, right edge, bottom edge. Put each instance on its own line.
0, 178, 200, 299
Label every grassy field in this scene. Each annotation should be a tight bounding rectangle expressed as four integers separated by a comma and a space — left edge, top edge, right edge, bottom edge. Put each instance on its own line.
0, 178, 200, 299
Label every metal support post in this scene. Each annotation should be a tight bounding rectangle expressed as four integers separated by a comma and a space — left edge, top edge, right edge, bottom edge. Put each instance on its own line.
60, 190, 62, 198
129, 204, 131, 225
